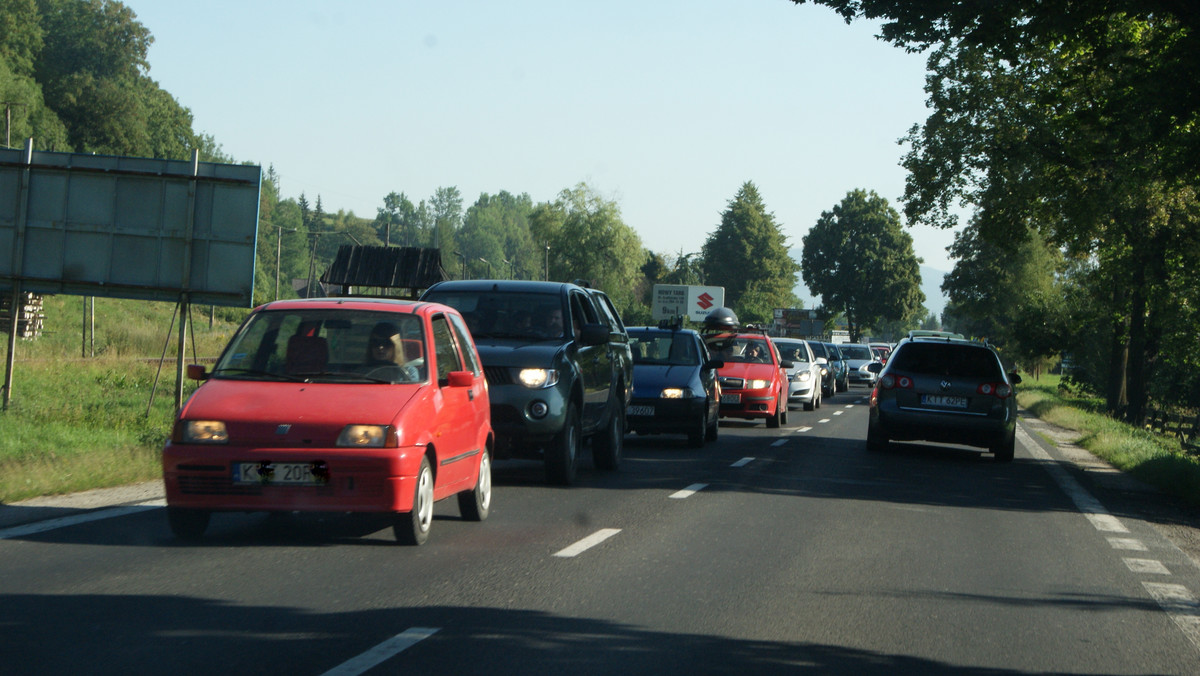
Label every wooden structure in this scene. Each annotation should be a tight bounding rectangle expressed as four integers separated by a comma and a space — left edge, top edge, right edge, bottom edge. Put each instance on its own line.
320, 245, 448, 299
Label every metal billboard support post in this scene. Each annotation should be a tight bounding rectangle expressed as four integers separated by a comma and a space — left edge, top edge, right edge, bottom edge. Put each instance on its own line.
3, 139, 33, 411
2, 284, 18, 411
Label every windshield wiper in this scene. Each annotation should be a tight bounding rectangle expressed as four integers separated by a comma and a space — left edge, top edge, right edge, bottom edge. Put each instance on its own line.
211, 368, 302, 382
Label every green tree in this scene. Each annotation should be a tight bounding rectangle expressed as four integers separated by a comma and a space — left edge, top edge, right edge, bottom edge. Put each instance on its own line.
801, 189, 924, 341
430, 186, 462, 251
700, 182, 799, 325
941, 220, 1066, 369
459, 191, 535, 280
898, 13, 1198, 421
530, 183, 644, 314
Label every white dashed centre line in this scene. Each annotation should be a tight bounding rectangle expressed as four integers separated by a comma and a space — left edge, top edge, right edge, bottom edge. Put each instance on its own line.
320, 627, 439, 676
817, 418, 831, 424
794, 426, 813, 433
1108, 537, 1148, 551
553, 528, 621, 558
1124, 558, 1171, 575
731, 457, 755, 468
771, 439, 787, 447
832, 411, 843, 416
670, 483, 708, 499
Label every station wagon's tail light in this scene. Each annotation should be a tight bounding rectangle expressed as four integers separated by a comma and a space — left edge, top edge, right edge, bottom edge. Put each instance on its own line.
878, 374, 913, 390
978, 383, 1013, 399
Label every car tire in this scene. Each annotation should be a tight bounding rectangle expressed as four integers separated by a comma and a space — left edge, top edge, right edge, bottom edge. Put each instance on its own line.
767, 392, 783, 428
804, 389, 816, 411
167, 507, 210, 540
705, 402, 719, 441
546, 402, 581, 485
992, 433, 1016, 463
688, 407, 707, 448
395, 456, 433, 545
457, 448, 492, 521
594, 396, 624, 471
866, 424, 889, 453
814, 388, 822, 410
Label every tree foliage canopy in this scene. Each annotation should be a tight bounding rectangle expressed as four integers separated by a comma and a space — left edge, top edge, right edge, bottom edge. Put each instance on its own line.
801, 189, 924, 341
700, 182, 799, 325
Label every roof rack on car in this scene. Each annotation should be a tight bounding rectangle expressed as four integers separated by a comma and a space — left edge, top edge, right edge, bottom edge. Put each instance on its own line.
658, 315, 684, 330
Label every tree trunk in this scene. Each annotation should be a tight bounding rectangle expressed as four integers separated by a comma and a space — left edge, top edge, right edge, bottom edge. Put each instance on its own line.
1125, 266, 1148, 424
1105, 285, 1128, 417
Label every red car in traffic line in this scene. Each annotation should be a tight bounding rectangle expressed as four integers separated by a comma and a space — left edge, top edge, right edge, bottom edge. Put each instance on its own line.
705, 332, 792, 428
162, 297, 493, 545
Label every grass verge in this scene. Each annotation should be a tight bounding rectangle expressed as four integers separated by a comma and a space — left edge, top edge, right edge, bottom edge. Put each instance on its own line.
1018, 374, 1200, 506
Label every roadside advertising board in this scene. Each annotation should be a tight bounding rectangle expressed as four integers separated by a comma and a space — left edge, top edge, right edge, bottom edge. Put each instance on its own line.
651, 284, 725, 323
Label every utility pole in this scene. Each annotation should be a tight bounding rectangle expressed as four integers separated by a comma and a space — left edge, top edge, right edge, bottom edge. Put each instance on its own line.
2, 102, 28, 148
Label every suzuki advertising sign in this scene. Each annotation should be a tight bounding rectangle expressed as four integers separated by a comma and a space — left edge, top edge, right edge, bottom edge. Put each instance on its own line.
651, 284, 725, 323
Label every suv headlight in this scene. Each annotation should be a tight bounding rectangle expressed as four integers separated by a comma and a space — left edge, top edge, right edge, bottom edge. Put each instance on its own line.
518, 368, 560, 389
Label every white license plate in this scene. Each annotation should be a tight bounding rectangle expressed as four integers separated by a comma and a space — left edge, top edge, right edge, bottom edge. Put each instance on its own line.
922, 395, 967, 408
234, 462, 322, 485
721, 393, 742, 404
627, 405, 655, 416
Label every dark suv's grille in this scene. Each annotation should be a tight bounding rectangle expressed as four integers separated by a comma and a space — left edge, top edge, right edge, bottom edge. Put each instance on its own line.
484, 366, 512, 385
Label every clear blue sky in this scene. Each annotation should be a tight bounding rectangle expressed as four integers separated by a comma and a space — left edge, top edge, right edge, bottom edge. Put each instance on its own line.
130, 0, 955, 311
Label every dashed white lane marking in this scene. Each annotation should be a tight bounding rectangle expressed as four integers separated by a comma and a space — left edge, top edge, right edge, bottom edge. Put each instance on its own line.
1086, 513, 1130, 533
793, 426, 813, 433
553, 528, 621, 558
832, 411, 843, 416
1021, 424, 1200, 653
320, 627, 439, 676
817, 418, 831, 424
771, 439, 787, 447
670, 483, 708, 499
0, 501, 164, 540
1142, 583, 1200, 651
1124, 558, 1171, 575
1108, 537, 1148, 551
731, 457, 755, 468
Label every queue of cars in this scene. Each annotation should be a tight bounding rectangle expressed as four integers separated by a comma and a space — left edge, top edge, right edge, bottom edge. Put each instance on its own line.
162, 286, 1012, 546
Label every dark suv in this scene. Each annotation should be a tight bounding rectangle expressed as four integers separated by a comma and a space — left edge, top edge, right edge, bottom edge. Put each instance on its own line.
420, 280, 631, 484
866, 336, 1022, 461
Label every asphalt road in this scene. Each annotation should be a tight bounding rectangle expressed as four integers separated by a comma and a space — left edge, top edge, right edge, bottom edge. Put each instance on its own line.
3, 387, 1200, 675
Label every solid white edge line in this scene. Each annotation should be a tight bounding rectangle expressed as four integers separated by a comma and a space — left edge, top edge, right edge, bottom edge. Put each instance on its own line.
0, 501, 164, 540
1018, 426, 1129, 533
320, 627, 440, 676
553, 528, 621, 558
670, 483, 708, 499
730, 457, 754, 468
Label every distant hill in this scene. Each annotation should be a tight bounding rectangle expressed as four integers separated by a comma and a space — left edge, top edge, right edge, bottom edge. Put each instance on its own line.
789, 256, 949, 319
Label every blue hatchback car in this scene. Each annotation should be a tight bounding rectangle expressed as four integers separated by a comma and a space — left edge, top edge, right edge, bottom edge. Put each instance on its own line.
626, 325, 722, 447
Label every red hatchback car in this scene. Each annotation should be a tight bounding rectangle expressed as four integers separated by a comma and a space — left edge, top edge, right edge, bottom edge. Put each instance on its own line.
705, 332, 791, 428
162, 297, 493, 545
